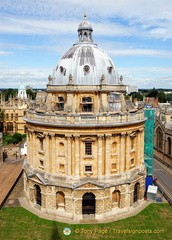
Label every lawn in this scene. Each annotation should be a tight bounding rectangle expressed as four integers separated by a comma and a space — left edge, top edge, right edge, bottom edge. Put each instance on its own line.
0, 203, 172, 240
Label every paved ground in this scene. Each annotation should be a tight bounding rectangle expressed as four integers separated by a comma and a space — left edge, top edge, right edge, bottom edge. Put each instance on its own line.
0, 157, 24, 208
154, 159, 172, 202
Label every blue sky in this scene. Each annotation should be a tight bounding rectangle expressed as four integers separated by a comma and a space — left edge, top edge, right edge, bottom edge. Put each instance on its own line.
0, 0, 172, 89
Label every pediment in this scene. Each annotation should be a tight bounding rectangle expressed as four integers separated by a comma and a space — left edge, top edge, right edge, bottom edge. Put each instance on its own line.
28, 173, 47, 185
74, 181, 105, 189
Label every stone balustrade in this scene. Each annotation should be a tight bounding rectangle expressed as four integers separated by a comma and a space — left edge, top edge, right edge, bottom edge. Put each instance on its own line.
25, 109, 145, 126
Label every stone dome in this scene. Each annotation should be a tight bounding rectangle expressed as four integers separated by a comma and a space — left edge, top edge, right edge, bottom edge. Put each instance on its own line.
51, 15, 119, 86
78, 14, 93, 31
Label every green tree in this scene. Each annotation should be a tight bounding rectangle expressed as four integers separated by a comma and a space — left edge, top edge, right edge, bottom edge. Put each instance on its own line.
3, 88, 17, 101
132, 92, 143, 101
166, 93, 172, 102
147, 90, 158, 98
157, 91, 167, 103
13, 133, 22, 142
0, 107, 4, 120
26, 89, 37, 100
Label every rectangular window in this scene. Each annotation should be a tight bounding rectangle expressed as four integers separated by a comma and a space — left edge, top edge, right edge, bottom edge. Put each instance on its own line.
59, 164, 65, 171
85, 142, 92, 155
112, 163, 117, 170
130, 158, 134, 166
82, 97, 93, 112
58, 103, 64, 111
85, 165, 92, 172
39, 138, 44, 152
39, 160, 44, 168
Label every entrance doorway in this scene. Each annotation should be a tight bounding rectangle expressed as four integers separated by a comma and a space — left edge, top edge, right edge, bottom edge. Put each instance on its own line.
82, 192, 95, 214
35, 185, 41, 206
133, 183, 140, 203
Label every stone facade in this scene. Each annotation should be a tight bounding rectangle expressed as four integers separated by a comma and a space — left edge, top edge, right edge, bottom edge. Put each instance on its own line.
23, 15, 146, 223
154, 105, 172, 167
0, 96, 27, 134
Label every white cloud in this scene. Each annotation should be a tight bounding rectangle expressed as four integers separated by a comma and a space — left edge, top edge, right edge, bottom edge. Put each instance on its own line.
118, 67, 172, 88
109, 49, 172, 58
0, 50, 13, 55
0, 67, 51, 88
0, 0, 172, 39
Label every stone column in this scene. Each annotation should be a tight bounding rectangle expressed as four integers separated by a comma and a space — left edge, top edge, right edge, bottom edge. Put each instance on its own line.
44, 133, 49, 172
140, 128, 144, 164
114, 135, 120, 173
66, 134, 72, 177
136, 131, 141, 166
27, 130, 31, 164
74, 135, 80, 177
126, 132, 131, 171
97, 134, 104, 178
119, 133, 126, 173
105, 134, 111, 176
50, 133, 56, 174
34, 132, 38, 168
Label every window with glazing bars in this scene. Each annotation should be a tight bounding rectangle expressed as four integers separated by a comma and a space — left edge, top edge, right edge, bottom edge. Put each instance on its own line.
85, 165, 92, 172
85, 142, 92, 155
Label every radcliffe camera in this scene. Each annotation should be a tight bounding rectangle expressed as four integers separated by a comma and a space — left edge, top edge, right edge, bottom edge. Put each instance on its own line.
0, 2, 172, 240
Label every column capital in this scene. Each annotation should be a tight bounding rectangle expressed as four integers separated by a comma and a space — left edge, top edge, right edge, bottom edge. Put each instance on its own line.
73, 134, 80, 140
97, 134, 104, 140
65, 134, 72, 139
28, 129, 34, 134
105, 134, 112, 139
48, 133, 56, 138
138, 128, 144, 133
121, 132, 127, 138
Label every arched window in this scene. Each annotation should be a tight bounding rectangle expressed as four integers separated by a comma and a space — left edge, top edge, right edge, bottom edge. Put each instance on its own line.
156, 127, 163, 150
15, 113, 18, 121
56, 191, 65, 209
82, 192, 95, 215
133, 183, 140, 203
167, 137, 171, 155
84, 32, 87, 39
112, 190, 120, 208
112, 142, 117, 154
35, 185, 41, 206
7, 122, 13, 132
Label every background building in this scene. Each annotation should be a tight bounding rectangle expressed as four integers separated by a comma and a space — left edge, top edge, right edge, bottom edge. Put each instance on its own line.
0, 84, 27, 134
154, 105, 172, 167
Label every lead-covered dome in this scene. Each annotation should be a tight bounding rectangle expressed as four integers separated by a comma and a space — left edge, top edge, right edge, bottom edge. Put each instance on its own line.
51, 15, 119, 86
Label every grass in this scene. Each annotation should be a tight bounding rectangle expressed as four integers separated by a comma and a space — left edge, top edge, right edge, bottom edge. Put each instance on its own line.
0, 203, 172, 240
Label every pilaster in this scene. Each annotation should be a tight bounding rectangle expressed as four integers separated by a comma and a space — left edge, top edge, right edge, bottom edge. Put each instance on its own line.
97, 134, 104, 177
66, 134, 72, 177
74, 135, 80, 177
119, 133, 126, 173
105, 134, 111, 176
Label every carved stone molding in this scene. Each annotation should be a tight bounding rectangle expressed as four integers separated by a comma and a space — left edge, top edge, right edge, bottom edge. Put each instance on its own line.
121, 132, 127, 138
65, 134, 72, 139
97, 134, 104, 140
105, 134, 112, 139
